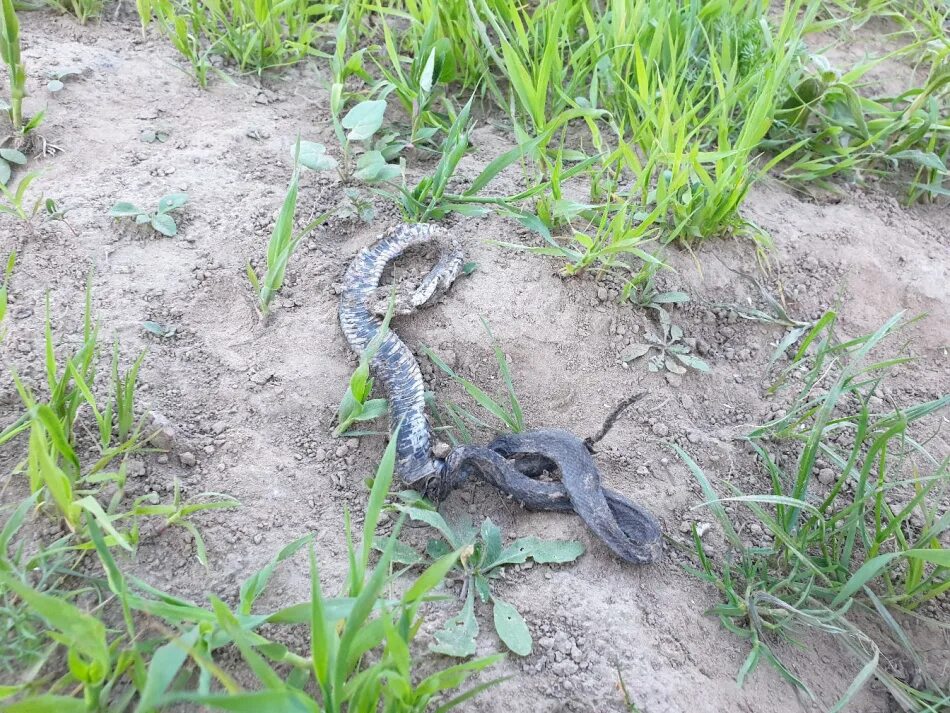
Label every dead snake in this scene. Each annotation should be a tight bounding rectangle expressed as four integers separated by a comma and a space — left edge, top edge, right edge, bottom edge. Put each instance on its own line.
339, 224, 662, 564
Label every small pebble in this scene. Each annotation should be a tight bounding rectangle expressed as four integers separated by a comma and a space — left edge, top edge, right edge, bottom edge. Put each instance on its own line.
127, 460, 146, 478
651, 423, 669, 437
179, 452, 197, 467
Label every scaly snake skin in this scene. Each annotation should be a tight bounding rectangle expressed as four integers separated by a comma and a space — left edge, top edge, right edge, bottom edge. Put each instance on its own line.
339, 224, 662, 564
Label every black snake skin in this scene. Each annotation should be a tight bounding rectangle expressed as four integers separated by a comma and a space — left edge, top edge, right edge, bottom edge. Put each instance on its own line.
339, 224, 662, 564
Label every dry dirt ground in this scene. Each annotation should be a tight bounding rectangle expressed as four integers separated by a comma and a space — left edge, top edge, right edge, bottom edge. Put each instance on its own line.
1, 11, 948, 713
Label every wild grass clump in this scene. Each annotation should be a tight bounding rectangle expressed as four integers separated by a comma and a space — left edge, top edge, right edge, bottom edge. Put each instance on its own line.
1, 438, 502, 711
135, 0, 947, 297
765, 38, 949, 202
143, 0, 333, 83
390, 0, 815, 242
678, 311, 949, 710
45, 0, 102, 25
422, 318, 525, 443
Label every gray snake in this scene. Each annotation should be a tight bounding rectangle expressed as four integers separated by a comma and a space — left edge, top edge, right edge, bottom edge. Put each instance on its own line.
339, 224, 662, 564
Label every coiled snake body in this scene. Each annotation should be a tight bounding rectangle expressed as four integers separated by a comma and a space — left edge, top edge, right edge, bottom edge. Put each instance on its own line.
340, 224, 662, 564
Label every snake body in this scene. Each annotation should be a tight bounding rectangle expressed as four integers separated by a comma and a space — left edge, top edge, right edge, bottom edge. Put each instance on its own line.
339, 224, 662, 564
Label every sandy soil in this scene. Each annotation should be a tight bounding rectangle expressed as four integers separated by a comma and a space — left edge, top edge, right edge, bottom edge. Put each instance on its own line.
1, 11, 947, 713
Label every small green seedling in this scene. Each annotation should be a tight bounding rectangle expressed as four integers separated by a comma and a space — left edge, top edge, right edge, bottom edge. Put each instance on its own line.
334, 293, 394, 437
338, 99, 405, 183
247, 144, 327, 315
142, 319, 177, 339
45, 0, 102, 25
133, 479, 239, 567
0, 250, 13, 340
0, 170, 41, 221
152, 0, 214, 88
422, 317, 524, 438
383, 496, 583, 657
635, 290, 690, 311
43, 197, 77, 234
0, 146, 25, 184
301, 95, 405, 186
377, 13, 456, 148
47, 68, 80, 92
621, 307, 709, 376
384, 97, 478, 222
339, 186, 375, 223
108, 193, 188, 237
297, 143, 377, 222
139, 128, 170, 143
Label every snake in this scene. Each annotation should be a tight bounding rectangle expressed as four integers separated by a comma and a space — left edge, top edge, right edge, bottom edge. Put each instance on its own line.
339, 224, 662, 565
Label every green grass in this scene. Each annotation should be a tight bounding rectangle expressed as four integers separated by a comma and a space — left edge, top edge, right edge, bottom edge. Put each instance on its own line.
677, 312, 949, 710
0, 442, 502, 711
144, 0, 333, 82
133, 0, 947, 233
0, 282, 503, 711
349, 0, 944, 278
45, 0, 101, 24
0, 250, 12, 340
422, 318, 525, 444
0, 170, 41, 223
764, 45, 949, 202
133, 0, 946, 292
247, 144, 327, 316
0, 0, 26, 132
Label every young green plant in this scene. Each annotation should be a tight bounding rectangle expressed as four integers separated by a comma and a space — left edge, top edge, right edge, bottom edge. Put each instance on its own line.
0, 144, 24, 183
422, 318, 524, 438
108, 192, 188, 237
333, 292, 394, 437
45, 0, 102, 24
621, 307, 710, 376
46, 67, 81, 92
677, 311, 949, 708
246, 146, 327, 316
312, 95, 406, 185
376, 12, 457, 148
148, 0, 332, 82
0, 169, 39, 222
0, 0, 43, 134
385, 494, 583, 656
